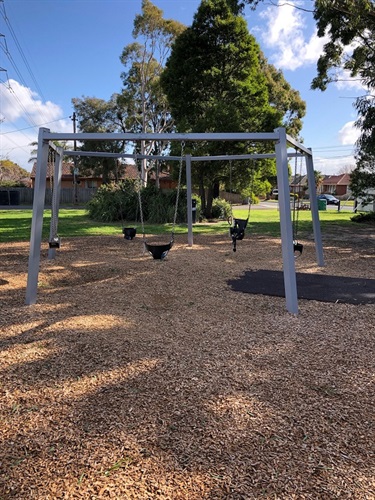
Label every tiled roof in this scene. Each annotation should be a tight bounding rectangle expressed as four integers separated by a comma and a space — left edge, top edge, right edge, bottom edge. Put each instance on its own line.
30, 161, 74, 178
124, 164, 138, 179
322, 174, 351, 186
290, 174, 308, 185
30, 161, 139, 180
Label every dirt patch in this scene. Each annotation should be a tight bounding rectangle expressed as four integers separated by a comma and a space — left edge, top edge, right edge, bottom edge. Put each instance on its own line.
1, 229, 374, 499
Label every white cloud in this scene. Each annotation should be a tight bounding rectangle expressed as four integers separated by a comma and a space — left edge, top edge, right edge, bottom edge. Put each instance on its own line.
334, 69, 366, 91
314, 154, 356, 175
338, 120, 361, 145
0, 80, 71, 171
258, 1, 328, 70
1, 79, 62, 123
311, 122, 359, 174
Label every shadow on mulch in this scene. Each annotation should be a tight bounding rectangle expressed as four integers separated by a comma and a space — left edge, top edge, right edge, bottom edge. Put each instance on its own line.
228, 269, 375, 305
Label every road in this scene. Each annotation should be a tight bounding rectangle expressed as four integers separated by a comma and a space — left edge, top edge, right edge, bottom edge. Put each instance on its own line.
235, 201, 346, 211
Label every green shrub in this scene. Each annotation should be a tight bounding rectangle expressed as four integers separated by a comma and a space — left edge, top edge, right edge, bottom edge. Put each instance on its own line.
192, 194, 201, 221
118, 179, 139, 221
212, 198, 232, 220
87, 183, 123, 222
351, 211, 375, 223
146, 188, 187, 224
0, 181, 26, 187
87, 181, 187, 224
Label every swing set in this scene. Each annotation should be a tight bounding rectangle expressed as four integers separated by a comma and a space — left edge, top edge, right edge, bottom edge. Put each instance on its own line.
26, 127, 325, 314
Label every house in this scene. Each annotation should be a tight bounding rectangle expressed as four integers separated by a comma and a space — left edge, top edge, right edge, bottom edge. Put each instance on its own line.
30, 161, 105, 189
290, 174, 308, 197
320, 174, 351, 197
30, 161, 176, 190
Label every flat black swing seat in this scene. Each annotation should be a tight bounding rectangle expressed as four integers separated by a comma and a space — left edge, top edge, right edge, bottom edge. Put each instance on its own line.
230, 218, 248, 252
145, 241, 173, 260
123, 227, 137, 240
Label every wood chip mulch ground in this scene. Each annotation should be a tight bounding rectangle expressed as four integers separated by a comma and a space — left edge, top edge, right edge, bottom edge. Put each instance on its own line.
1, 226, 374, 499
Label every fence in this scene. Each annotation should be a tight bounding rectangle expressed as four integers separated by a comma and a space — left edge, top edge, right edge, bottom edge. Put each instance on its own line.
0, 187, 97, 206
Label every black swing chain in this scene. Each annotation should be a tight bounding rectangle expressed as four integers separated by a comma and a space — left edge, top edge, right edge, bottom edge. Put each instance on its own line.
49, 150, 59, 243
292, 150, 301, 243
135, 142, 185, 246
134, 152, 146, 242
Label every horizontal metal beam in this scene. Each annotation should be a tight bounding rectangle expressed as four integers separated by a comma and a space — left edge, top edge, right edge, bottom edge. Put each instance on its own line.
44, 131, 280, 142
48, 142, 63, 154
63, 150, 182, 161
286, 134, 313, 156
63, 150, 307, 162
190, 153, 305, 161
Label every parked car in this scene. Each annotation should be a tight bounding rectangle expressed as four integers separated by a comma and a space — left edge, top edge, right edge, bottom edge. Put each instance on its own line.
317, 194, 340, 205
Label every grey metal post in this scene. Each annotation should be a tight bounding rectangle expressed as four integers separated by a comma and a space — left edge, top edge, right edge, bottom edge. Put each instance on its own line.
186, 154, 193, 247
275, 128, 299, 315
48, 147, 63, 260
26, 128, 50, 305
306, 150, 325, 266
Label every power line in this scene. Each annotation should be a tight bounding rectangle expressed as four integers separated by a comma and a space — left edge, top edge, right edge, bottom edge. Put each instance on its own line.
0, 0, 47, 103
0, 80, 40, 128
0, 116, 71, 135
313, 146, 355, 153
0, 1, 51, 128
1, 133, 31, 156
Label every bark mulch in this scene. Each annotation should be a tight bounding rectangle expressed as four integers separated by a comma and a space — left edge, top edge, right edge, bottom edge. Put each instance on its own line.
0, 227, 374, 499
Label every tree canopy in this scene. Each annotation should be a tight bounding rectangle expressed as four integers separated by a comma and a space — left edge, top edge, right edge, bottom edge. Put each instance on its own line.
311, 0, 375, 203
71, 96, 126, 183
259, 52, 306, 139
119, 0, 185, 186
162, 0, 280, 134
0, 159, 29, 186
161, 0, 305, 215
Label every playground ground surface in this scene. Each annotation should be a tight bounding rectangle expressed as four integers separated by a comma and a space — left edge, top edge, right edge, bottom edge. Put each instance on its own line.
1, 225, 374, 499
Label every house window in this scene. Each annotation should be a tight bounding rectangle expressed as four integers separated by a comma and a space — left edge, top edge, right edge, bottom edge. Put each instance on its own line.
86, 180, 97, 188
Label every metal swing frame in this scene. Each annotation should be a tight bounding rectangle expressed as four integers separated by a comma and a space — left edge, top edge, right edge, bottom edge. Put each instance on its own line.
26, 127, 324, 314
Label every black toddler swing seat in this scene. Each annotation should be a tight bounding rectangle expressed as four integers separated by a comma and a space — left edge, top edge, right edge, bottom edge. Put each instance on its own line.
293, 241, 303, 256
230, 218, 248, 252
123, 227, 137, 240
144, 240, 173, 260
49, 236, 61, 249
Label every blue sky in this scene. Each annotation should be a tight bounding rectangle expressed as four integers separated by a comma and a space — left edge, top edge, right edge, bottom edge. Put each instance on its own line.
0, 0, 364, 174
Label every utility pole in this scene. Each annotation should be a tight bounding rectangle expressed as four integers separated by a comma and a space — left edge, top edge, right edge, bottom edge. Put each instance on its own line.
71, 112, 78, 205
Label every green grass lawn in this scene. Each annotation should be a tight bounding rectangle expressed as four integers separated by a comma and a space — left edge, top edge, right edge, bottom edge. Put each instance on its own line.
0, 207, 359, 243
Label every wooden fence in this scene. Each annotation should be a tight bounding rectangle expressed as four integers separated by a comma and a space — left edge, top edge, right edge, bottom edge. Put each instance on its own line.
0, 188, 97, 206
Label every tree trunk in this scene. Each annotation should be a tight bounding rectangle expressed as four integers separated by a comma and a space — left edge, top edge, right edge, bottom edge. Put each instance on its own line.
199, 173, 206, 215
213, 181, 220, 199
206, 184, 214, 219
103, 159, 110, 184
155, 160, 160, 189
